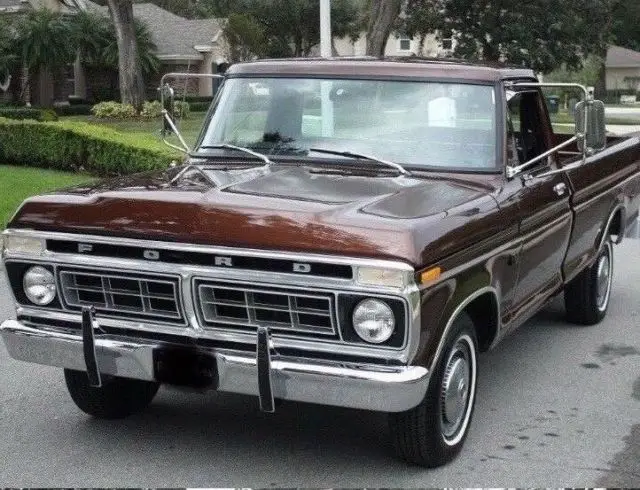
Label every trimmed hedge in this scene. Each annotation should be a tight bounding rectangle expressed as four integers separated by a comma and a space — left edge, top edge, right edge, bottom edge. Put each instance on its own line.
190, 102, 211, 112
0, 117, 184, 176
0, 107, 58, 122
54, 104, 93, 117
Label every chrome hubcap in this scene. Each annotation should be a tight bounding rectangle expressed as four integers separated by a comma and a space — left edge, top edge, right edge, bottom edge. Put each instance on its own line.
596, 244, 612, 311
441, 344, 471, 439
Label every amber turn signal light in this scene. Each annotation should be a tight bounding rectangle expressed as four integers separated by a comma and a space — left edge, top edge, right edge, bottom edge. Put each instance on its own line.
420, 267, 441, 284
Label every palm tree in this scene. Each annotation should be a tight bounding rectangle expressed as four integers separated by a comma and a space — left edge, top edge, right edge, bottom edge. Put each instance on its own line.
0, 18, 17, 89
16, 9, 75, 106
101, 19, 160, 76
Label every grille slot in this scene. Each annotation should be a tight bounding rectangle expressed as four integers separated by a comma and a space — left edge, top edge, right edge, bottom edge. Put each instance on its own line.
60, 270, 182, 322
197, 281, 336, 336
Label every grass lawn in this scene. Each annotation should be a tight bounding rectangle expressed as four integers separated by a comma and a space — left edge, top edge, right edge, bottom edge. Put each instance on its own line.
0, 165, 93, 228
62, 113, 208, 152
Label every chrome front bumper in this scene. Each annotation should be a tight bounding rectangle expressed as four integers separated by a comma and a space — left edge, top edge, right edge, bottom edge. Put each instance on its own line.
0, 320, 429, 413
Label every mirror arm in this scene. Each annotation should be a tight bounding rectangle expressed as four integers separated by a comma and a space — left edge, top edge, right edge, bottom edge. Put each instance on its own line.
162, 110, 190, 153
159, 72, 225, 156
506, 136, 579, 179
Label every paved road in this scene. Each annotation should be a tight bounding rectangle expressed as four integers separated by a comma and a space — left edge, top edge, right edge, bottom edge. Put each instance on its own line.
0, 244, 639, 486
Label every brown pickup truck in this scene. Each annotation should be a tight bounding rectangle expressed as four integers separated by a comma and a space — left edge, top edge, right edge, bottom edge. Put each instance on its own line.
2, 58, 640, 467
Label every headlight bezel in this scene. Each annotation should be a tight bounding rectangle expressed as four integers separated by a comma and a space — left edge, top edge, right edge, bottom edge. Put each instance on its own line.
338, 294, 407, 348
351, 298, 396, 344
23, 265, 57, 306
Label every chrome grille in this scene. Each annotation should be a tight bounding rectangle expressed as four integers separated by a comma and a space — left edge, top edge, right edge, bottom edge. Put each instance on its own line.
59, 270, 182, 322
196, 281, 336, 336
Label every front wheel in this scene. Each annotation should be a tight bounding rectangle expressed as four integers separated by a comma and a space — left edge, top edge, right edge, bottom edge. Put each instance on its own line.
389, 312, 478, 467
564, 240, 613, 325
64, 369, 160, 420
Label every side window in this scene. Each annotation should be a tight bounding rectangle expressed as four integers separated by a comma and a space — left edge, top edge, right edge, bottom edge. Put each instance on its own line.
506, 90, 550, 167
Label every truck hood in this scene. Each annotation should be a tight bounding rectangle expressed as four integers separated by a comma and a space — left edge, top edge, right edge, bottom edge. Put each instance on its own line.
9, 165, 501, 266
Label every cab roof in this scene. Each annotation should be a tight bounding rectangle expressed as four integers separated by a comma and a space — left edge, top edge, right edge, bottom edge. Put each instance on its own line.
226, 57, 537, 83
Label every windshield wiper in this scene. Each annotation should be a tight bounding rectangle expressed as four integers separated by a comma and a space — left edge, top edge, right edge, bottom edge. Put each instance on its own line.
309, 148, 410, 176
198, 144, 273, 167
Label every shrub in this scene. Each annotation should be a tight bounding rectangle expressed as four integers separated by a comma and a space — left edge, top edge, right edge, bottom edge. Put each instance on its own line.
183, 96, 214, 104
0, 107, 59, 122
91, 101, 137, 119
141, 100, 163, 119
54, 104, 93, 117
189, 101, 211, 113
0, 117, 184, 176
174, 100, 190, 119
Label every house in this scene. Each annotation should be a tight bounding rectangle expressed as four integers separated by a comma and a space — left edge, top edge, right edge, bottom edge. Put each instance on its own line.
333, 31, 454, 58
0, 0, 228, 106
606, 45, 640, 92
84, 1, 227, 101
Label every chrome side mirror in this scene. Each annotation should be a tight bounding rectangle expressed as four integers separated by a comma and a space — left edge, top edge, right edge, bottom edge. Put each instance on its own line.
576, 100, 606, 154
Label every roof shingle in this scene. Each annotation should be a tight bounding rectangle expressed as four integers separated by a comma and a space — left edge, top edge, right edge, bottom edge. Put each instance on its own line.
86, 1, 223, 60
606, 45, 640, 68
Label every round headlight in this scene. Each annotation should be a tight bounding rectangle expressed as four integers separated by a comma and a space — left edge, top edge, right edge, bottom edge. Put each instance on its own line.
352, 298, 395, 344
23, 266, 56, 306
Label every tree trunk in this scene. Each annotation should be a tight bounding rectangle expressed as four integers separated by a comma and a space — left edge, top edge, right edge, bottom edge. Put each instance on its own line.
366, 0, 402, 56
106, 0, 145, 110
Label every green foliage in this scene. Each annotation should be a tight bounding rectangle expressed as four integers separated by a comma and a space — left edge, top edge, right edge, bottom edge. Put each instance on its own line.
91, 101, 137, 119
611, 0, 640, 52
189, 101, 212, 112
545, 56, 604, 87
16, 9, 75, 71
70, 10, 160, 77
405, 0, 611, 74
208, 0, 363, 58
223, 12, 267, 61
54, 105, 94, 117
174, 101, 191, 119
141, 100, 163, 119
0, 117, 182, 176
0, 108, 59, 122
0, 18, 17, 79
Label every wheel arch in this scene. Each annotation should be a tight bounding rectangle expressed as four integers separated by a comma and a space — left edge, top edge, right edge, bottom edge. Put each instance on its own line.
428, 287, 500, 374
598, 203, 625, 250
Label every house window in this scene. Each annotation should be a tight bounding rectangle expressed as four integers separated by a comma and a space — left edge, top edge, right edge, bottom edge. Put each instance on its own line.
441, 30, 453, 51
399, 37, 411, 51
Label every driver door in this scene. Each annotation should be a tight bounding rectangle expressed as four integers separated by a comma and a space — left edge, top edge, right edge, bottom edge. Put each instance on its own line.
504, 89, 573, 325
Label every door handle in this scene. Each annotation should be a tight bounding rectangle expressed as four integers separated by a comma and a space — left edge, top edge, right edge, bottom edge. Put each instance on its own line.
554, 183, 567, 197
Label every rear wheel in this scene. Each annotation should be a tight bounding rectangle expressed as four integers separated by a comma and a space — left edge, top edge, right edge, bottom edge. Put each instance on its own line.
389, 312, 478, 467
64, 369, 160, 420
565, 240, 613, 325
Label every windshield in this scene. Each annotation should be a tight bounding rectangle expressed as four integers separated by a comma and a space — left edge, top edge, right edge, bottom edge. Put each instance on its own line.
199, 77, 497, 170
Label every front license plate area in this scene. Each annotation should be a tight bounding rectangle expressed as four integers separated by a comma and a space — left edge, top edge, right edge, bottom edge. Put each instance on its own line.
153, 348, 218, 390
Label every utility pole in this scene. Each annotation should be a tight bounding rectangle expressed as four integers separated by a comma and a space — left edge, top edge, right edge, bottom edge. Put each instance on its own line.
320, 0, 332, 58
319, 0, 334, 136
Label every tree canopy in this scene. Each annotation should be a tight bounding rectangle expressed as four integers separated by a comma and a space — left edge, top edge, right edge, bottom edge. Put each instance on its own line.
203, 0, 363, 58
404, 0, 612, 74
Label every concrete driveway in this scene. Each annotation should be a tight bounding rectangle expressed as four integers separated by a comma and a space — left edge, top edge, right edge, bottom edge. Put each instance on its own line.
0, 243, 639, 486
